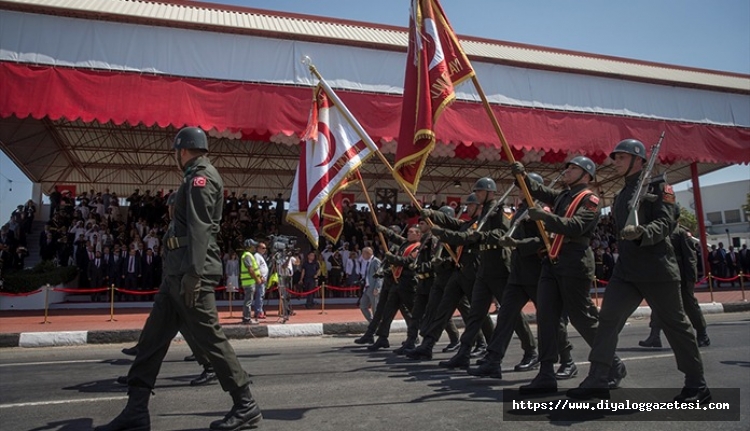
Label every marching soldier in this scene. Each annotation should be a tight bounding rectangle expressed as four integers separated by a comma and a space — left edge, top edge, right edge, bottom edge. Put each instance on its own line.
406, 194, 486, 362
568, 139, 710, 403
511, 157, 624, 395
353, 225, 413, 345
467, 173, 575, 379
367, 225, 421, 351
428, 178, 535, 369
95, 127, 262, 431
640, 207, 710, 348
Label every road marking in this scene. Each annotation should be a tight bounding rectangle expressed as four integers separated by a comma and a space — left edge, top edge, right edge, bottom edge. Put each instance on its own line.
0, 396, 127, 409
0, 359, 105, 367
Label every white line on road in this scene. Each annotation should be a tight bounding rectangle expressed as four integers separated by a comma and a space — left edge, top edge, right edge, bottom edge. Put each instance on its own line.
0, 396, 127, 409
0, 359, 105, 367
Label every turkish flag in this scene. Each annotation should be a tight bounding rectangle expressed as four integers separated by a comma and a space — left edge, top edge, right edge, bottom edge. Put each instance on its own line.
393, 0, 474, 192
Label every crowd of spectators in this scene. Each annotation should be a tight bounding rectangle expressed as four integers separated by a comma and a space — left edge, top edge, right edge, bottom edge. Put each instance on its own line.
4, 189, 715, 302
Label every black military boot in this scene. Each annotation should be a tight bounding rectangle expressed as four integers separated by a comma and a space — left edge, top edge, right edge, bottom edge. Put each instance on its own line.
470, 340, 487, 358
406, 337, 435, 360
555, 348, 577, 379
393, 337, 416, 355
442, 339, 460, 353
438, 344, 471, 369
674, 387, 712, 404
514, 350, 540, 372
209, 384, 263, 431
121, 345, 139, 356
638, 327, 663, 348
94, 386, 152, 431
367, 336, 390, 351
354, 332, 375, 345
607, 356, 627, 389
467, 350, 502, 378
190, 365, 218, 386
566, 362, 611, 400
696, 331, 711, 347
519, 362, 558, 395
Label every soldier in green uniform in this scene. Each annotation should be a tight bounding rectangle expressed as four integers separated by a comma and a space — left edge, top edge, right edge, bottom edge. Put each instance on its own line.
568, 139, 710, 403
467, 173, 572, 379
95, 127, 262, 431
639, 208, 710, 348
428, 178, 535, 369
354, 225, 413, 346
405, 194, 487, 362
511, 158, 625, 395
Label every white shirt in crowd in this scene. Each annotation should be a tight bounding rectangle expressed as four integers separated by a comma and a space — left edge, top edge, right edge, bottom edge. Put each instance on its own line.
255, 252, 269, 279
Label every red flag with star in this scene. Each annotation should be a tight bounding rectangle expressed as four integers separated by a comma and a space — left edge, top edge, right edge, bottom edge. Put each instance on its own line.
393, 0, 475, 192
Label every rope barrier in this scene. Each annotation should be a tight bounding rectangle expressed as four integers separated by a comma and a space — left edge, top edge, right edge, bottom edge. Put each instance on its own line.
116, 287, 159, 295
52, 287, 110, 294
0, 289, 43, 297
326, 285, 362, 292
595, 279, 609, 286
287, 286, 322, 296
711, 275, 742, 282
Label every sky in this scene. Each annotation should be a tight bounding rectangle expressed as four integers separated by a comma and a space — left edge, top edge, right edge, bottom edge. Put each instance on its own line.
1, 0, 749, 218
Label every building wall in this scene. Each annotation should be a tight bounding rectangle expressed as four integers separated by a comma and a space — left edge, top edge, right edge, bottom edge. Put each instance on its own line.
676, 179, 750, 247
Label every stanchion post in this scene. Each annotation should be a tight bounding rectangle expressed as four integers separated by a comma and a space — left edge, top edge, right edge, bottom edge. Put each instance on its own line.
740, 272, 746, 302
707, 273, 715, 303
41, 283, 51, 324
229, 290, 233, 319
319, 283, 327, 315
108, 284, 117, 322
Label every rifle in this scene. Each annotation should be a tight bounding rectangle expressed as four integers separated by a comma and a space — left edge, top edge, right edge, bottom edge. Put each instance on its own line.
472, 184, 516, 233
625, 131, 666, 227
506, 172, 564, 238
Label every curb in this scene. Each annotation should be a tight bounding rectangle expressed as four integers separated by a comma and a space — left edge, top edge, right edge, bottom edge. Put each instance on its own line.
1, 302, 747, 349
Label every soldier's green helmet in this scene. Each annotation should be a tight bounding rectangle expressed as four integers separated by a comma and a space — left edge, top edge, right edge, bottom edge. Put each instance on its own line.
527, 172, 544, 184
472, 177, 497, 192
438, 206, 455, 218
464, 193, 480, 205
566, 156, 597, 180
174, 127, 209, 151
609, 139, 646, 161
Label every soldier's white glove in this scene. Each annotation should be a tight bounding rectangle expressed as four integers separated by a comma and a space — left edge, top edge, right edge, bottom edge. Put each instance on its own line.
621, 225, 645, 240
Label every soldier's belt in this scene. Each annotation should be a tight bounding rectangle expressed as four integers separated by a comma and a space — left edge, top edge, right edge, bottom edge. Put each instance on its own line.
479, 244, 501, 251
166, 236, 189, 250
417, 273, 432, 279
563, 237, 590, 246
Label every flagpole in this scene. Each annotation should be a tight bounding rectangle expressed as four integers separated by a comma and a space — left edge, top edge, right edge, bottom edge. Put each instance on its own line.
304, 58, 460, 265
469, 75, 554, 256
353, 170, 390, 255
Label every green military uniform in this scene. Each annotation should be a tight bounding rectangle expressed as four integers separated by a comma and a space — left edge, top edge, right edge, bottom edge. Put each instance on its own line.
587, 175, 705, 386
406, 208, 487, 361
435, 198, 535, 366
356, 230, 413, 344
652, 225, 707, 334
127, 155, 249, 392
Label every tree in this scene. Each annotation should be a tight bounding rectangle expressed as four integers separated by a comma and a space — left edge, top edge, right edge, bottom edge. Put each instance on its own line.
678, 207, 698, 235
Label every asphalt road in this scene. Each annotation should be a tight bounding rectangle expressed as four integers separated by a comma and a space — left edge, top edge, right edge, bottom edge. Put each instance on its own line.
1, 312, 748, 431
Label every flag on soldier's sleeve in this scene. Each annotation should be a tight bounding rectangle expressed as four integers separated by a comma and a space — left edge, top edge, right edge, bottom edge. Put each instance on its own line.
287, 84, 375, 248
393, 0, 475, 192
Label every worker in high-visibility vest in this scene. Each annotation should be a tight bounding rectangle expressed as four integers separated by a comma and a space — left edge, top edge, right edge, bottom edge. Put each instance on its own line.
240, 238, 263, 324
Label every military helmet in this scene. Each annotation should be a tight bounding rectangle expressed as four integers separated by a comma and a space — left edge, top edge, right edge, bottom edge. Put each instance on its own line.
438, 206, 455, 218
566, 156, 597, 179
464, 193, 480, 205
472, 177, 497, 192
389, 225, 402, 234
244, 238, 258, 248
173, 127, 209, 151
609, 139, 646, 161
527, 172, 544, 184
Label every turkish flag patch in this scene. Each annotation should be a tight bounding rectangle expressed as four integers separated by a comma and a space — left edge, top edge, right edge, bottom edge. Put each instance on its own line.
584, 195, 600, 211
663, 184, 675, 204
192, 177, 207, 188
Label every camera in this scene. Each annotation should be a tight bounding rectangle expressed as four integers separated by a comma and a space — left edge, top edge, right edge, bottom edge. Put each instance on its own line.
268, 235, 299, 257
